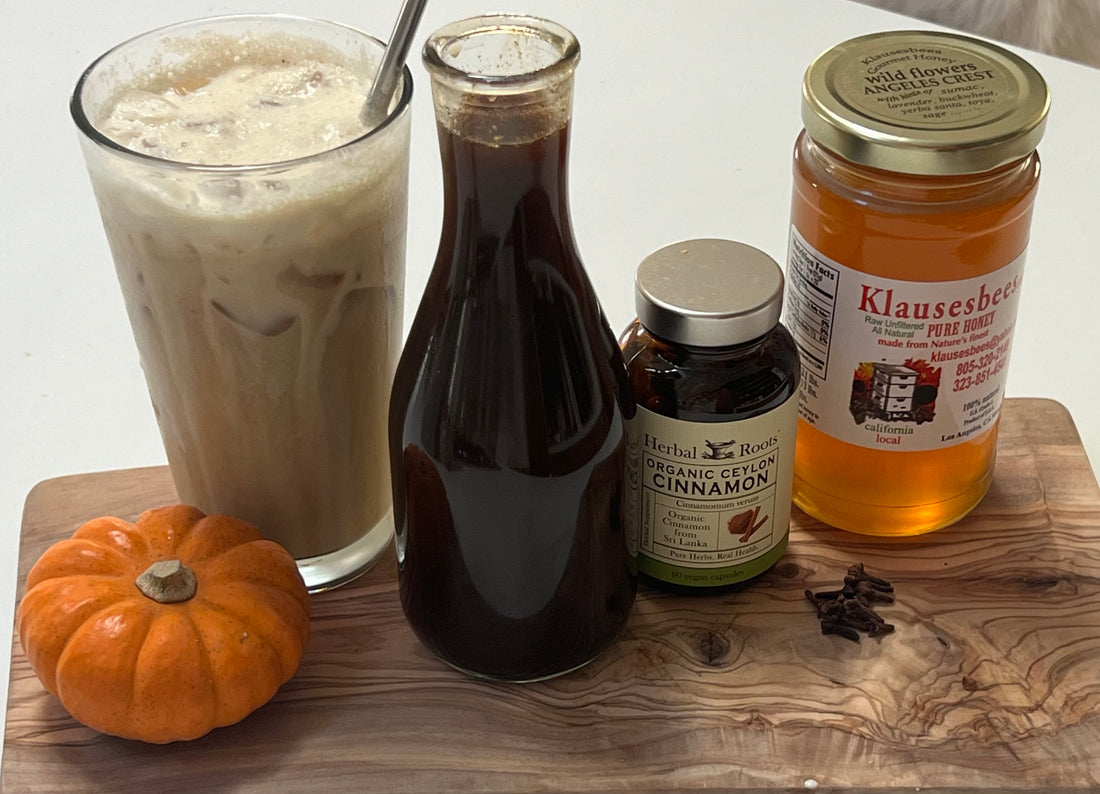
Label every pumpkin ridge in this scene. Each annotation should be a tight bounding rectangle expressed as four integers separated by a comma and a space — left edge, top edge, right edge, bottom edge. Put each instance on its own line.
172, 514, 263, 565
135, 505, 207, 558
27, 572, 136, 598
197, 581, 310, 662
53, 598, 144, 673
182, 603, 232, 728
181, 607, 217, 680
126, 616, 150, 727
185, 538, 295, 571
127, 608, 213, 742
206, 577, 311, 624
54, 599, 156, 735
73, 516, 153, 559
184, 598, 290, 729
26, 540, 139, 588
192, 595, 293, 680
176, 609, 219, 735
17, 577, 134, 696
189, 546, 311, 617
19, 573, 135, 643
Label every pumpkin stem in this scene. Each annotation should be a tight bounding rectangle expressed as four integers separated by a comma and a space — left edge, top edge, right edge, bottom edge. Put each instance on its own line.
136, 560, 197, 603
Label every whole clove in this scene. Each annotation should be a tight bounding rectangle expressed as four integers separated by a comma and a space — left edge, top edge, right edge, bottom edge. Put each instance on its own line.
805, 563, 895, 643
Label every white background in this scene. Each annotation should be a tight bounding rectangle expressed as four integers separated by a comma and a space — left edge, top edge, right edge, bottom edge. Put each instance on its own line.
2, 0, 1098, 757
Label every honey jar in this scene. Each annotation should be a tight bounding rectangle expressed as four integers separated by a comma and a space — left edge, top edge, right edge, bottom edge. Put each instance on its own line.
785, 31, 1049, 535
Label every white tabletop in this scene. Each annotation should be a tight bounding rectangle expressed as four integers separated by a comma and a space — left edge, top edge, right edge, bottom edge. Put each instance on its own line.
2, 0, 1098, 755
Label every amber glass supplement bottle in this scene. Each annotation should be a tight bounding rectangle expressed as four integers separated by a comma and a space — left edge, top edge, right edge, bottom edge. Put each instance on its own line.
620, 239, 800, 593
785, 31, 1049, 536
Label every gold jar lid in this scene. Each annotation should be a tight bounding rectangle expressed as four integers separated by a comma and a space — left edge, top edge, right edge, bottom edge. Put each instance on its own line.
802, 30, 1049, 175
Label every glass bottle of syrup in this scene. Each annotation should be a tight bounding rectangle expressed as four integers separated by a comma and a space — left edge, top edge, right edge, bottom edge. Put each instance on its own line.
389, 14, 637, 681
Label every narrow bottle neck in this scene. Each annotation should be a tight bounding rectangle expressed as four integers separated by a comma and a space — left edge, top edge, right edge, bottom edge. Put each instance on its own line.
438, 121, 570, 208
427, 62, 581, 283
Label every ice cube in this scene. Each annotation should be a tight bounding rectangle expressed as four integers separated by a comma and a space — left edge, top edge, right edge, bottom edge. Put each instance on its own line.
211, 300, 297, 337
199, 178, 245, 202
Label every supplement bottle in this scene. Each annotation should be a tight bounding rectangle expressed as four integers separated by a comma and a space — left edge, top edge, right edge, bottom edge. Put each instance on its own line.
620, 239, 800, 593
785, 31, 1049, 536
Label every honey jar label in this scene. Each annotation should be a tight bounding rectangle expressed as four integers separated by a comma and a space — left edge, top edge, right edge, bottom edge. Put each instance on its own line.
624, 398, 797, 587
785, 225, 1025, 451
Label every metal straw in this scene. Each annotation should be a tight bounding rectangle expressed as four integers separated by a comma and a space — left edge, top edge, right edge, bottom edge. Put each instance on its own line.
361, 0, 429, 127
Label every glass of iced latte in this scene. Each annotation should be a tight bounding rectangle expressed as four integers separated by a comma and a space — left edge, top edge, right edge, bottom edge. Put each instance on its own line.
72, 15, 412, 591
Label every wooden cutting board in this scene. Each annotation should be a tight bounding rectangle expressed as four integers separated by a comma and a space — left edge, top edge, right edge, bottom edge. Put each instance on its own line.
4, 398, 1100, 793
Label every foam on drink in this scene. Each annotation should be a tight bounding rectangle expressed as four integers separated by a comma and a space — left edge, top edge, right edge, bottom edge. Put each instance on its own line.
98, 32, 373, 165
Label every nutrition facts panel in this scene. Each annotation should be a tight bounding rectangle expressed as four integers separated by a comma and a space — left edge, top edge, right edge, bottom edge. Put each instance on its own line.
785, 228, 839, 380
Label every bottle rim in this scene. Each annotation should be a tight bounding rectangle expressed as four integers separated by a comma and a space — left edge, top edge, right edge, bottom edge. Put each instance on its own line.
802, 30, 1049, 176
422, 14, 580, 93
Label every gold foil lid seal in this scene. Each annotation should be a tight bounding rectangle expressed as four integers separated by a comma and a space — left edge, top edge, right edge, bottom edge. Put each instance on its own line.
802, 30, 1049, 175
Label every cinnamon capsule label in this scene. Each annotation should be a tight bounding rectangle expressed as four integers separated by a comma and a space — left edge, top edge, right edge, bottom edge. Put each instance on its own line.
785, 225, 1025, 452
624, 398, 797, 588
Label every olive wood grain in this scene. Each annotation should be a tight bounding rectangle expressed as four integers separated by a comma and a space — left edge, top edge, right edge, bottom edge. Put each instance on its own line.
4, 398, 1100, 793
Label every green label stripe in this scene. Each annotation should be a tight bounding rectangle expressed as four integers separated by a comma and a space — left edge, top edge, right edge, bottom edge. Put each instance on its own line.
638, 535, 789, 588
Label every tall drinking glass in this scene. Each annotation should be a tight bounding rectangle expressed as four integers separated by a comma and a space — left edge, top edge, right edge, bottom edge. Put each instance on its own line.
71, 15, 412, 591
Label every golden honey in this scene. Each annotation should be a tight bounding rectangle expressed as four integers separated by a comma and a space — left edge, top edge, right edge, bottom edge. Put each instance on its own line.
784, 31, 1049, 535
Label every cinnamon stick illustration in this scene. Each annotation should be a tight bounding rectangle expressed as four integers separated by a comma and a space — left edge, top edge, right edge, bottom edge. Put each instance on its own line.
727, 506, 769, 543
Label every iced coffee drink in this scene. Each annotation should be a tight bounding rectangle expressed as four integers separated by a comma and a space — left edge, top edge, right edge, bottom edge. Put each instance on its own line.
72, 15, 412, 590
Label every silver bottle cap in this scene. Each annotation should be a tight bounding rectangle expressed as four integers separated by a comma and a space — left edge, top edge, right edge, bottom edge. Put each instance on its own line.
634, 239, 784, 348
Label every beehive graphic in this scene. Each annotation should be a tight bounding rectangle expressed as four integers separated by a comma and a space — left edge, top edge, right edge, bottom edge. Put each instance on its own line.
850, 359, 940, 424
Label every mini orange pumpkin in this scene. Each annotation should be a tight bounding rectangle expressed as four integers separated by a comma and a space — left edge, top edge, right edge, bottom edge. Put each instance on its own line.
17, 504, 310, 743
